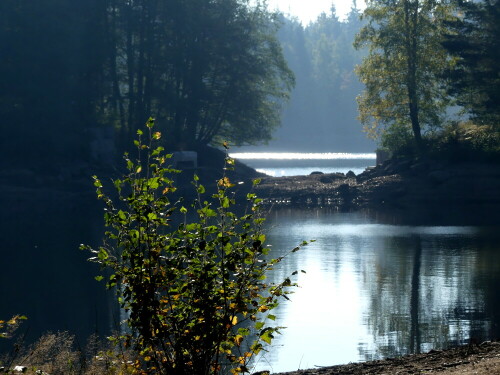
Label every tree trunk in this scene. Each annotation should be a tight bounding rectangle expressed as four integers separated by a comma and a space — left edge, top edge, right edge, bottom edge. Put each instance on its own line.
404, 0, 424, 153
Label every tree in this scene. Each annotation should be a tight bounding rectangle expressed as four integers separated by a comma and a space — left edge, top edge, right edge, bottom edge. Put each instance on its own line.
108, 0, 294, 150
442, 0, 500, 126
355, 0, 453, 153
83, 120, 308, 374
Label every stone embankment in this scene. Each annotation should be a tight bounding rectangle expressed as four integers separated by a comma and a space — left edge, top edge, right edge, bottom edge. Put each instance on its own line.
252, 158, 500, 209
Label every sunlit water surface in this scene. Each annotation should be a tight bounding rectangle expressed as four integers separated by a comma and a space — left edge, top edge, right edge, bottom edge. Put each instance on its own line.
229, 152, 376, 176
250, 208, 500, 373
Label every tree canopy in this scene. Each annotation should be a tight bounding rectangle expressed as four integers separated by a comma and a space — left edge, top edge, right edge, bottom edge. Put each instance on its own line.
354, 0, 454, 152
442, 0, 500, 126
109, 0, 294, 150
0, 0, 293, 168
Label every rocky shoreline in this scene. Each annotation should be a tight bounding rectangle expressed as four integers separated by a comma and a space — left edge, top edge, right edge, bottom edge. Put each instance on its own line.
252, 157, 500, 210
2, 152, 499, 214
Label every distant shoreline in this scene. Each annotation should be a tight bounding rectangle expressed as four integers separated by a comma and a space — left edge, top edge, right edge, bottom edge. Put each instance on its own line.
251, 158, 500, 211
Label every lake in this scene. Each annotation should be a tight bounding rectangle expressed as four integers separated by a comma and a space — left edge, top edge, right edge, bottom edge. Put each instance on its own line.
229, 152, 376, 176
2, 156, 499, 374
250, 207, 500, 373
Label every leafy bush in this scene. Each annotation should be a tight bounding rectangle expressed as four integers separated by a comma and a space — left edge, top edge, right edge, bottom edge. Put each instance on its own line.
380, 123, 415, 156
82, 119, 306, 374
379, 120, 500, 162
428, 122, 500, 162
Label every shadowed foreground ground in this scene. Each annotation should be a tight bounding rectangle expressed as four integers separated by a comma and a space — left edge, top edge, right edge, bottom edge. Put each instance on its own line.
272, 341, 500, 375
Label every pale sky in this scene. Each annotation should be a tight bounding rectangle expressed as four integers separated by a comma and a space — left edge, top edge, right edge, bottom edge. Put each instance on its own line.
266, 0, 366, 24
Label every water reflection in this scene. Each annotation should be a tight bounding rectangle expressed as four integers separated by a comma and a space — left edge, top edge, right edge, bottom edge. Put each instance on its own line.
252, 208, 500, 373
0, 189, 115, 349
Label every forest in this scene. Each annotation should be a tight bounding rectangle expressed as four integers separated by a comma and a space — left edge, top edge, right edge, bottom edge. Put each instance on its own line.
1, 0, 499, 167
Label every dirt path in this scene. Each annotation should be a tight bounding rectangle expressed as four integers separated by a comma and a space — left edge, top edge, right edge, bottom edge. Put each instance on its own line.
270, 341, 500, 374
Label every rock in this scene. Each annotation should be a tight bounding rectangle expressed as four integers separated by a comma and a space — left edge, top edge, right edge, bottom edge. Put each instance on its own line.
337, 183, 351, 195
319, 175, 334, 183
346, 170, 356, 178
310, 171, 324, 175
13, 366, 27, 373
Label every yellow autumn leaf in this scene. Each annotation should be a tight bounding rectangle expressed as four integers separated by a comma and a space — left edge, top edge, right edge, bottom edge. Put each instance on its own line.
234, 335, 244, 346
218, 177, 233, 187
258, 305, 269, 313
231, 316, 238, 325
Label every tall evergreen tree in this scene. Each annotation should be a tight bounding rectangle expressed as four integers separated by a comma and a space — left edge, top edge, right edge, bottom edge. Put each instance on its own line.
442, 0, 500, 126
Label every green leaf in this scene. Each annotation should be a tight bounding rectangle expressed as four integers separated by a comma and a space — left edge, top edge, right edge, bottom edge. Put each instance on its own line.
95, 275, 104, 282
260, 329, 274, 345
149, 178, 159, 189
118, 210, 126, 220
97, 249, 108, 261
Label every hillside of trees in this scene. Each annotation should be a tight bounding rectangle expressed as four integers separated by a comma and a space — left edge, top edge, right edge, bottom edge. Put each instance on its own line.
0, 0, 294, 174
240, 4, 376, 153
1, 0, 499, 168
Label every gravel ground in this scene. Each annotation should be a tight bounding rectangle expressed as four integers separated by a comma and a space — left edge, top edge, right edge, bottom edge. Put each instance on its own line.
269, 341, 500, 375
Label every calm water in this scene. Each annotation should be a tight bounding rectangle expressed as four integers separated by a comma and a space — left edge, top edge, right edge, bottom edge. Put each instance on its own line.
229, 152, 376, 176
2, 173, 499, 373
251, 208, 500, 373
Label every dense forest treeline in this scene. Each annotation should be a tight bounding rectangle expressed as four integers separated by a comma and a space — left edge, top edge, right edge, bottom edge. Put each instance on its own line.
0, 0, 293, 171
245, 4, 375, 152
0, 0, 375, 173
1, 0, 499, 172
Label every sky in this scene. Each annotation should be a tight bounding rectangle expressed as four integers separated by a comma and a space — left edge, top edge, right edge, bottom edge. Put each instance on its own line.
266, 0, 366, 24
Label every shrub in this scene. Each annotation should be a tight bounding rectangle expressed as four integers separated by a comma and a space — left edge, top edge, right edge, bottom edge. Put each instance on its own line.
82, 119, 307, 374
428, 122, 500, 162
380, 123, 415, 156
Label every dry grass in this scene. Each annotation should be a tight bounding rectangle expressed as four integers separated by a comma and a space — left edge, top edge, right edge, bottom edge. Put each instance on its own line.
1, 331, 136, 375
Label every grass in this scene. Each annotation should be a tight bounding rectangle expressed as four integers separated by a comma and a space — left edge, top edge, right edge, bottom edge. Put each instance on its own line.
1, 331, 136, 375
